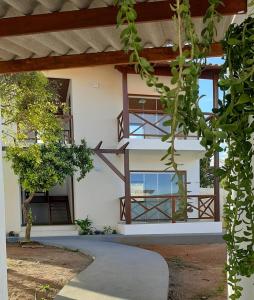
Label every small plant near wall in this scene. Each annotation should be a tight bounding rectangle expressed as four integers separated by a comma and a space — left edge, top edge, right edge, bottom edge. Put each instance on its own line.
75, 217, 94, 235
103, 226, 113, 234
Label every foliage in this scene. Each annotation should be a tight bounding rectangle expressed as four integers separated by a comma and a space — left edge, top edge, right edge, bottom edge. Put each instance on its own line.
39, 284, 51, 292
114, 0, 254, 298
103, 226, 113, 234
200, 157, 214, 188
214, 17, 254, 299
0, 72, 62, 144
6, 140, 93, 241
5, 140, 93, 193
75, 217, 93, 235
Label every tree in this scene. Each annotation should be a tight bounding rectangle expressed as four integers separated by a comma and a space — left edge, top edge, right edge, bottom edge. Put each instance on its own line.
0, 72, 62, 145
0, 71, 93, 241
5, 140, 93, 241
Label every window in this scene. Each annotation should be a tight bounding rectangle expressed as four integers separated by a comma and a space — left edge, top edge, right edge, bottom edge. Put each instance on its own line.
130, 171, 186, 222
128, 95, 170, 139
129, 123, 144, 139
130, 171, 186, 196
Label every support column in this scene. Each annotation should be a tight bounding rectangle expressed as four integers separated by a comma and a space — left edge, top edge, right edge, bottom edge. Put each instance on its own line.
0, 112, 8, 300
122, 72, 131, 224
122, 72, 129, 139
213, 73, 220, 222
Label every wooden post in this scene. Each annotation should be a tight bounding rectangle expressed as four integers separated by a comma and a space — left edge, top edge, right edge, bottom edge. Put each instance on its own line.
213, 73, 220, 222
0, 111, 8, 300
122, 72, 131, 224
122, 72, 129, 139
124, 149, 131, 224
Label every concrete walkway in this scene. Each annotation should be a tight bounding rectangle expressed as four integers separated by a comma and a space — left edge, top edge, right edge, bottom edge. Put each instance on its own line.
37, 236, 169, 300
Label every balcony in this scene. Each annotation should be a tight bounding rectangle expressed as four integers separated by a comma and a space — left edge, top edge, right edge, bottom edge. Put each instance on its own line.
117, 109, 207, 151
117, 110, 202, 141
119, 194, 215, 223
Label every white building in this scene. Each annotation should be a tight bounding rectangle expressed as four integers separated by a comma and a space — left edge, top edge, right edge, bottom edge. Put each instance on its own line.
3, 65, 222, 236
0, 1, 251, 299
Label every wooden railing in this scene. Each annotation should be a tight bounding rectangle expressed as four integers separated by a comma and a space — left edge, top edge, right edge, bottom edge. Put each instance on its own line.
25, 129, 72, 144
119, 194, 215, 223
117, 110, 208, 141
117, 111, 124, 141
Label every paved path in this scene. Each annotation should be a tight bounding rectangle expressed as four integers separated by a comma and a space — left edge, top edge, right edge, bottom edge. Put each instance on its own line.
62, 233, 225, 245
37, 237, 169, 300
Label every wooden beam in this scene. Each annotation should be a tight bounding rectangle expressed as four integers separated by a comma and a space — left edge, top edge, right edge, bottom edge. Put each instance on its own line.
124, 149, 131, 224
0, 43, 223, 74
0, 0, 247, 38
116, 64, 222, 79
94, 150, 125, 182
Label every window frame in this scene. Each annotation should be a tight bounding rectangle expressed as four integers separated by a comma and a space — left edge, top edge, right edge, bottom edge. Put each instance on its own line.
129, 170, 187, 196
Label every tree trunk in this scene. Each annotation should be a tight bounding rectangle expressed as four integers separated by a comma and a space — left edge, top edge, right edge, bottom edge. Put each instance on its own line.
22, 193, 35, 241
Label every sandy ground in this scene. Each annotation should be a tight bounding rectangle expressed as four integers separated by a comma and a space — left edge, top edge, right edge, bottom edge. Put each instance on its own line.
7, 243, 92, 300
139, 244, 227, 300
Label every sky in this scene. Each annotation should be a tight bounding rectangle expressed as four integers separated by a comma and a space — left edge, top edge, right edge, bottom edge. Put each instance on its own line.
199, 57, 225, 113
199, 57, 227, 162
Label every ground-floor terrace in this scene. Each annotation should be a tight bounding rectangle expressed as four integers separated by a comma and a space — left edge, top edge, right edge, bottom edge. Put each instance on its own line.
4, 145, 222, 237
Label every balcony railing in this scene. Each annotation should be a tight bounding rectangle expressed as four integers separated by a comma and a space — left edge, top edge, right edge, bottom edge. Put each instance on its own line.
119, 194, 215, 223
117, 110, 205, 141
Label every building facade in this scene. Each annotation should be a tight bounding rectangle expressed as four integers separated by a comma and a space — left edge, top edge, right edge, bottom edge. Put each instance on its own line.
3, 65, 222, 236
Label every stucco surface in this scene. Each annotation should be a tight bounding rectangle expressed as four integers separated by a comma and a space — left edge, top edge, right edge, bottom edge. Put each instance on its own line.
4, 65, 205, 233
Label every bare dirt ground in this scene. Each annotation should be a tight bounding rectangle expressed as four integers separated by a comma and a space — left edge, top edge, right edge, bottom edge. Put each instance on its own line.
7, 243, 92, 300
139, 244, 227, 300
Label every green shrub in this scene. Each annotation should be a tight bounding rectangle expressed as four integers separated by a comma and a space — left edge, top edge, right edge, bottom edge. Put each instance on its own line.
75, 217, 93, 235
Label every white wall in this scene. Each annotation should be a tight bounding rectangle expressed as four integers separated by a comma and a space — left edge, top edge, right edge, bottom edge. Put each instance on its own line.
0, 113, 8, 300
44, 66, 124, 229
3, 65, 205, 232
3, 157, 21, 233
128, 74, 173, 95
130, 150, 201, 195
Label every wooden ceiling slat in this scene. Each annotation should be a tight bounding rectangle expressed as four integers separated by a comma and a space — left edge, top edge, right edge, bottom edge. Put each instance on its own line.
0, 43, 223, 74
0, 0, 247, 38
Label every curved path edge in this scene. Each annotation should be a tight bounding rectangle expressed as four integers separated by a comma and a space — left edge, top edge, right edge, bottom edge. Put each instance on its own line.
36, 236, 169, 300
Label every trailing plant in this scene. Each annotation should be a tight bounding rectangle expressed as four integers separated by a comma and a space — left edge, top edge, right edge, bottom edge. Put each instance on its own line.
214, 17, 254, 298
114, 0, 254, 298
75, 216, 94, 235
200, 157, 214, 188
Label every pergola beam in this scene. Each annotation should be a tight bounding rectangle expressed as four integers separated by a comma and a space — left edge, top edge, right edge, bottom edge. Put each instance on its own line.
115, 64, 222, 79
0, 0, 247, 38
0, 43, 223, 74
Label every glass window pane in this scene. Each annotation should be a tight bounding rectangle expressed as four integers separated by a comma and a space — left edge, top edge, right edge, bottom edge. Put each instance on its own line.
144, 173, 157, 195
158, 173, 171, 195
129, 124, 144, 139
131, 172, 186, 196
131, 173, 144, 195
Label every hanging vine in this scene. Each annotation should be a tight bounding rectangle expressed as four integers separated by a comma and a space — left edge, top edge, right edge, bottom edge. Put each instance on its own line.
216, 17, 254, 299
114, 0, 254, 299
